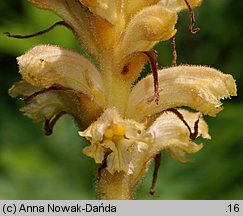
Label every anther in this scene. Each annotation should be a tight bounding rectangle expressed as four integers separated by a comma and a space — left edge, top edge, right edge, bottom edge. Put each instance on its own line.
113, 124, 126, 136
104, 128, 114, 138
104, 124, 126, 138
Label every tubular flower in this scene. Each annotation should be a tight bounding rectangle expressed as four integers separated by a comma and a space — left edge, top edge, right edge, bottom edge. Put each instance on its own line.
9, 0, 236, 199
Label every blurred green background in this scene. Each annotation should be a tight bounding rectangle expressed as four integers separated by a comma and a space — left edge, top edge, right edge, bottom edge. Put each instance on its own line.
0, 0, 242, 199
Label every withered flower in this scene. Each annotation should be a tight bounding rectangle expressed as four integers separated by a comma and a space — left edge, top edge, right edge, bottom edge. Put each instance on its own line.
9, 0, 237, 199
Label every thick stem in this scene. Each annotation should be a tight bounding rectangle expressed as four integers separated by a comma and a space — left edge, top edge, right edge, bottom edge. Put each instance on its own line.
96, 169, 133, 200
101, 58, 130, 116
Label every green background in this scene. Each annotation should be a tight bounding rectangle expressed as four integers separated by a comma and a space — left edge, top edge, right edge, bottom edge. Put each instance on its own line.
0, 0, 242, 199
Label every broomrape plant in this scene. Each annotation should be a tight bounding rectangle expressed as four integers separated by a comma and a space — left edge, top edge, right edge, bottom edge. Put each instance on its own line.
8, 0, 237, 199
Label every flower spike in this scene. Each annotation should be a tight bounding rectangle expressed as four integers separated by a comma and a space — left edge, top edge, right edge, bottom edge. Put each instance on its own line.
9, 0, 237, 200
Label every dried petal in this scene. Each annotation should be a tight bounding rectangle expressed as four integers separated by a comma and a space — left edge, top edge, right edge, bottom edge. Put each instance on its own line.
127, 65, 237, 121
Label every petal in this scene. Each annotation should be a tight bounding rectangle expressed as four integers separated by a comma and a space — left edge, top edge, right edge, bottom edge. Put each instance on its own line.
78, 0, 119, 24
20, 91, 70, 123
8, 80, 41, 97
79, 107, 122, 142
79, 107, 152, 174
178, 109, 211, 139
124, 0, 160, 20
115, 52, 148, 84
127, 65, 237, 121
28, 0, 99, 56
20, 90, 102, 130
18, 45, 105, 107
82, 142, 105, 164
147, 109, 206, 162
116, 4, 177, 59
102, 139, 133, 174
160, 0, 203, 12
91, 15, 116, 50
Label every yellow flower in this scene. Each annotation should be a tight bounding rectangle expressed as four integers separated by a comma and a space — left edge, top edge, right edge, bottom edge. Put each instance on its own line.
9, 0, 236, 197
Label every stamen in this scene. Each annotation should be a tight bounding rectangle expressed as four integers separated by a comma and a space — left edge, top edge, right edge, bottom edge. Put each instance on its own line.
142, 51, 159, 104
113, 124, 126, 136
104, 127, 114, 138
104, 124, 126, 138
22, 86, 70, 104
4, 21, 72, 39
171, 36, 177, 67
149, 152, 162, 195
184, 0, 200, 34
44, 111, 67, 136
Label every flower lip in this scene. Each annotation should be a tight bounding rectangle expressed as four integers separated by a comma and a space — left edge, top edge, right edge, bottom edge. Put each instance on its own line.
79, 107, 151, 174
17, 45, 105, 106
127, 65, 237, 121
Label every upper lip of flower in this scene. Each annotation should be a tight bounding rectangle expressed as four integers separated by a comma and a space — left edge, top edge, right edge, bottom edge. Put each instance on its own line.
9, 0, 237, 176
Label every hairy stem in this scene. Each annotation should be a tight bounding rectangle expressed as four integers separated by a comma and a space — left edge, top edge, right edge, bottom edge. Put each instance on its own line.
96, 169, 133, 200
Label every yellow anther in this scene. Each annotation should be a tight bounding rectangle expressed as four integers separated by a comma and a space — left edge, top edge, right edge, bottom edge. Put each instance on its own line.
104, 124, 126, 138
113, 124, 126, 136
104, 128, 114, 138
